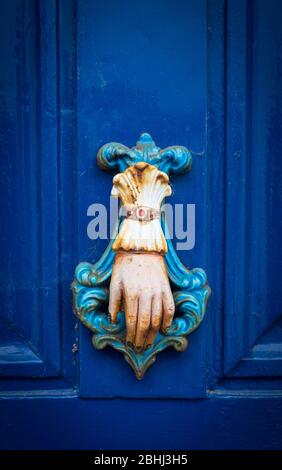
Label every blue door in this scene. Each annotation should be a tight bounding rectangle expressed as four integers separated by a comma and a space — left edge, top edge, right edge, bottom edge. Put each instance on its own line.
0, 0, 282, 450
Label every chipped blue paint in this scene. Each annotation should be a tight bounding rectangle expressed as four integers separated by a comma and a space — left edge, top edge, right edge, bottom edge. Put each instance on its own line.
72, 134, 210, 378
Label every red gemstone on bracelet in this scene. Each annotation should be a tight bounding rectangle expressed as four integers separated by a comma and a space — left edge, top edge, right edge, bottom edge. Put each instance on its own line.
137, 208, 145, 219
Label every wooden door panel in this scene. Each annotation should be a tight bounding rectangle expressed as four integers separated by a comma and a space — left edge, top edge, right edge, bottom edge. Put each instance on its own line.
0, 0, 281, 421
0, 0, 61, 378
76, 0, 210, 397
0, 0, 282, 451
224, 0, 282, 375
0, 0, 78, 385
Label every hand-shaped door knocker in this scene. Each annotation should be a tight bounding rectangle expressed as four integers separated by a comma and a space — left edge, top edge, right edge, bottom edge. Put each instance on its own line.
72, 133, 210, 379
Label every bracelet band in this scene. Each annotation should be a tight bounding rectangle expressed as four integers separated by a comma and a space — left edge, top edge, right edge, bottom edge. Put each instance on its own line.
120, 205, 160, 223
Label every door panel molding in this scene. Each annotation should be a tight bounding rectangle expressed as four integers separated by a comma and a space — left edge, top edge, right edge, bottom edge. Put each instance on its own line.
0, 0, 61, 378
224, 0, 282, 375
226, 318, 282, 378
0, 0, 78, 387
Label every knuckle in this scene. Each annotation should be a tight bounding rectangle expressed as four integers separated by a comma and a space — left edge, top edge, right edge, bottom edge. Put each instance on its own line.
108, 292, 115, 303
127, 312, 136, 320
109, 290, 120, 303
166, 303, 175, 317
125, 289, 137, 299
140, 318, 150, 330
108, 302, 117, 313
110, 279, 120, 291
154, 289, 162, 298
151, 316, 161, 330
151, 322, 159, 333
127, 317, 135, 328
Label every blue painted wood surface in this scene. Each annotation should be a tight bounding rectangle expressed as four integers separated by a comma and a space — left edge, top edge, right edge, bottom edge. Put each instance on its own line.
1, 392, 282, 450
0, 0, 78, 385
76, 0, 210, 398
224, 0, 282, 374
0, 0, 282, 449
0, 0, 61, 377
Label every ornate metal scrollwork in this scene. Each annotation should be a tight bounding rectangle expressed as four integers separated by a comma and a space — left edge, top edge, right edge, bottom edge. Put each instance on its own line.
72, 133, 210, 379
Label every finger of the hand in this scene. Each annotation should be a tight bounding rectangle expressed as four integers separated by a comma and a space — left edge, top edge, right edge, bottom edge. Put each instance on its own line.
162, 287, 175, 332
124, 294, 138, 345
108, 281, 122, 323
145, 294, 162, 349
135, 294, 151, 351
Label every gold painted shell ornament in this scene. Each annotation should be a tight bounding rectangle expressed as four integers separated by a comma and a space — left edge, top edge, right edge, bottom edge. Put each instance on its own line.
72, 133, 210, 379
112, 162, 171, 253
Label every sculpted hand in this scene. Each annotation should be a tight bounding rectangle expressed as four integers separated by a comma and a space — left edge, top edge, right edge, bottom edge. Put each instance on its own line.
109, 252, 175, 352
